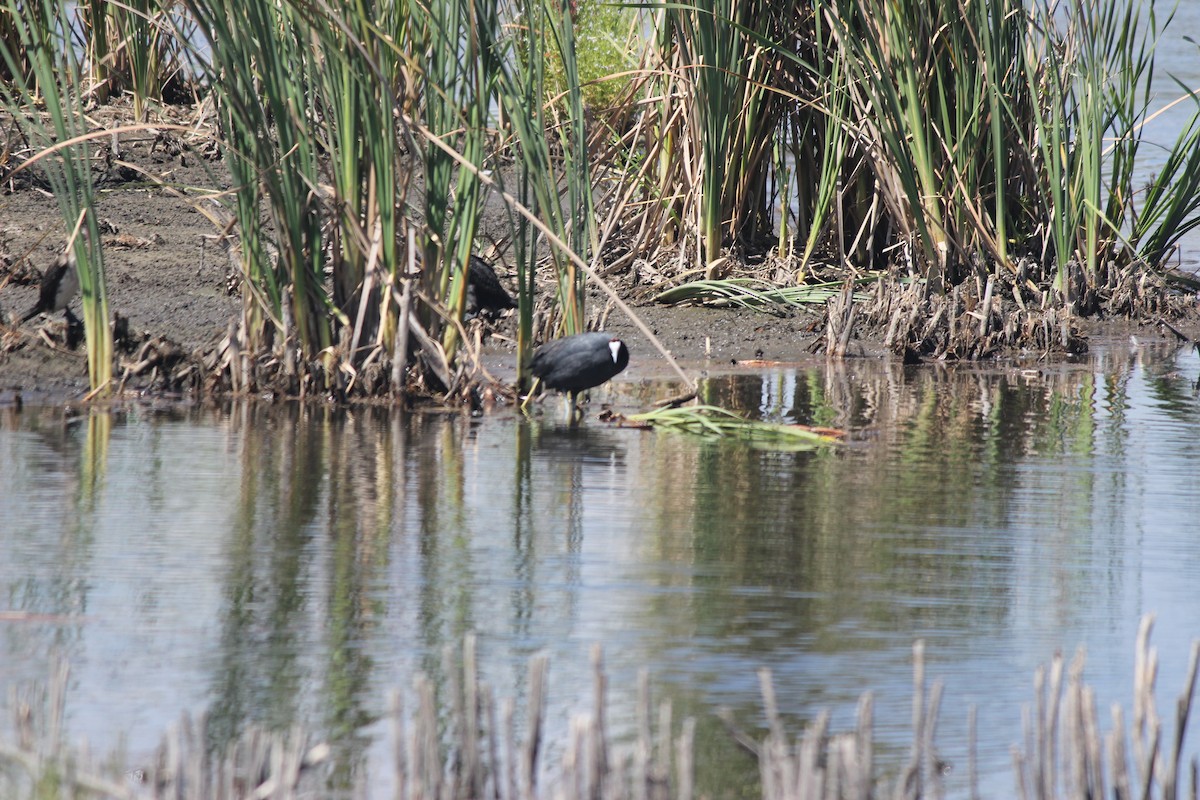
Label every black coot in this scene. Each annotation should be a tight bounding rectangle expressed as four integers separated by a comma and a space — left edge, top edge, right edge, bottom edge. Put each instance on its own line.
530, 332, 629, 403
21, 254, 79, 325
466, 255, 516, 317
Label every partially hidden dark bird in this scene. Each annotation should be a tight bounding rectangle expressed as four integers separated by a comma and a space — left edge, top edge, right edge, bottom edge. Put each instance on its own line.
466, 255, 516, 317
20, 254, 79, 325
530, 331, 630, 416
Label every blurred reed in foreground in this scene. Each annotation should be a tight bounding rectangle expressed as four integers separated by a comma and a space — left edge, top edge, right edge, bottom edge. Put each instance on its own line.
0, 617, 1195, 799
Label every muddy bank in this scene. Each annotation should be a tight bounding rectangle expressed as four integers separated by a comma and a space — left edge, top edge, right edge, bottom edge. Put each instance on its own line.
2, 121, 1199, 407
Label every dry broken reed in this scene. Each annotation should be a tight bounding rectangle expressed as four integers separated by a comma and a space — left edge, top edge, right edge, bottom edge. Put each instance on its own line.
0, 617, 1196, 799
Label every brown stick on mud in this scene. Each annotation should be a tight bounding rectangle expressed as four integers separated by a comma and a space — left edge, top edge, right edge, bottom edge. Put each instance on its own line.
979, 275, 995, 337
826, 279, 857, 359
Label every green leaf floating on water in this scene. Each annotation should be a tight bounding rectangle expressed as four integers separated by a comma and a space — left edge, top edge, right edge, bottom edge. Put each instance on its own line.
619, 405, 844, 450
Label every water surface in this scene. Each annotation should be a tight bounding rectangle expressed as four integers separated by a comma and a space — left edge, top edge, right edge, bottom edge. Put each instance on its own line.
3, 339, 1200, 797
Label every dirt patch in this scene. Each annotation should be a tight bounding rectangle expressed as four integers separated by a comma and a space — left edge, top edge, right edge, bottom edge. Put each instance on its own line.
1, 111, 238, 403
3, 112, 1200, 407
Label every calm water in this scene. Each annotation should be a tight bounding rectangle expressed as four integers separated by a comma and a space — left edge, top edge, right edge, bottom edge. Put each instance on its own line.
2, 338, 1200, 797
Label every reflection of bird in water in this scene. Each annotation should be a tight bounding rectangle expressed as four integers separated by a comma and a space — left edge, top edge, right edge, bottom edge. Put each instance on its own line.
20, 254, 79, 326
466, 255, 516, 318
531, 331, 630, 420
532, 423, 627, 465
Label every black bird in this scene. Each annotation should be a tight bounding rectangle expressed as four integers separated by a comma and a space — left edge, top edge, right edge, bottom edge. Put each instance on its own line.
530, 331, 629, 417
466, 255, 516, 317
20, 254, 79, 325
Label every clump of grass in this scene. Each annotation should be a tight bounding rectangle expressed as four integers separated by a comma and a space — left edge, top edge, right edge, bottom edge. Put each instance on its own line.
100, 0, 188, 118
183, 0, 329, 393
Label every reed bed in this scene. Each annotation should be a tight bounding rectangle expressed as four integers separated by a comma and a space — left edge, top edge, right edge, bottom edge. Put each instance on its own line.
1, 618, 1196, 799
627, 0, 1200, 357
3, 0, 1200, 399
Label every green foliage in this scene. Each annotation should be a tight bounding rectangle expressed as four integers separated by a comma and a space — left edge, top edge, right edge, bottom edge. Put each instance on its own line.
548, 0, 638, 112
5, 0, 1200, 399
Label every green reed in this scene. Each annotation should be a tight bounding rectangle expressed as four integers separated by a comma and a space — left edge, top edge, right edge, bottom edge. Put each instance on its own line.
0, 0, 112, 395
1133, 108, 1200, 268
665, 1, 787, 274
81, 0, 173, 115
625, 0, 1200, 309
795, 12, 850, 274
550, 0, 597, 315
416, 0, 492, 354
82, 0, 113, 102
184, 0, 330, 385
113, 0, 167, 121
304, 0, 409, 362
500, 0, 553, 389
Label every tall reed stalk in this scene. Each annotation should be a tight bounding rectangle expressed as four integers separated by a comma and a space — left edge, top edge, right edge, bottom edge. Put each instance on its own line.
499, 0, 552, 390
416, 0, 503, 359
555, 0, 593, 310
83, 0, 113, 102
666, 1, 785, 274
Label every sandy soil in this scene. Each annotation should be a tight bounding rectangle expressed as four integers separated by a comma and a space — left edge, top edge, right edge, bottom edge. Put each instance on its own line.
2, 114, 1197, 407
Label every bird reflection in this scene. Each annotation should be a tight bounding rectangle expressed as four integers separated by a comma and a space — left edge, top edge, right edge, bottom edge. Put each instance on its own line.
529, 421, 628, 467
